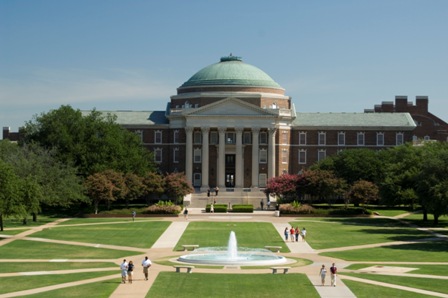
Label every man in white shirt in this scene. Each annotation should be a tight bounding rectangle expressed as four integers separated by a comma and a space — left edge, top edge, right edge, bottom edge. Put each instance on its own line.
142, 256, 152, 280
120, 259, 128, 283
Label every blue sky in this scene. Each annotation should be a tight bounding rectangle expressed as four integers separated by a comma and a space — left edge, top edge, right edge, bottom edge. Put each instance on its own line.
1, 0, 448, 134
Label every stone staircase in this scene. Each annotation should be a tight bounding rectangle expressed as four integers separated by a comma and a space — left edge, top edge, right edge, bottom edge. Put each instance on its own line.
187, 188, 272, 209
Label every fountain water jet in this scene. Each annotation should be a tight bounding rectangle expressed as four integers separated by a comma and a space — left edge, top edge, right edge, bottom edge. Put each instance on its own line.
178, 231, 287, 266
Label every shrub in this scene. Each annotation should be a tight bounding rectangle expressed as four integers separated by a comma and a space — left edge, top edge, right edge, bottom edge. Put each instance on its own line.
231, 204, 253, 213
279, 204, 371, 216
143, 201, 181, 214
280, 203, 316, 214
206, 204, 227, 213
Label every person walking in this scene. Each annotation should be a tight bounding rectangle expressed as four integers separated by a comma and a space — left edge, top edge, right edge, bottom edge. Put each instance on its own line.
210, 203, 214, 213
120, 259, 128, 283
183, 208, 188, 220
260, 199, 264, 210
301, 227, 307, 241
284, 227, 289, 241
131, 211, 136, 222
289, 227, 295, 242
330, 263, 337, 287
295, 227, 300, 242
320, 264, 327, 286
215, 187, 219, 196
141, 256, 152, 281
127, 260, 135, 283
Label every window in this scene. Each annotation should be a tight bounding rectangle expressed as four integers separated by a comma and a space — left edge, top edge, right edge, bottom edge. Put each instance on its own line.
338, 132, 345, 146
298, 149, 306, 164
260, 132, 267, 144
173, 130, 179, 144
357, 132, 365, 146
154, 148, 162, 163
318, 149, 326, 162
259, 149, 267, 163
226, 132, 236, 144
396, 132, 404, 145
299, 132, 306, 145
210, 131, 218, 144
424, 135, 430, 141
173, 148, 179, 163
194, 131, 202, 144
282, 131, 288, 144
154, 131, 162, 144
259, 174, 267, 188
377, 132, 384, 146
194, 148, 201, 163
243, 131, 252, 144
282, 149, 288, 164
318, 132, 326, 145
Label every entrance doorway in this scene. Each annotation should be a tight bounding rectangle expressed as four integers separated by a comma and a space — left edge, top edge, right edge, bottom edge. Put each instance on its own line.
225, 154, 235, 187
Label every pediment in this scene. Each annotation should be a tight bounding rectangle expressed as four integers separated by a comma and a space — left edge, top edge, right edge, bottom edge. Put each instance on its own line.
186, 97, 275, 117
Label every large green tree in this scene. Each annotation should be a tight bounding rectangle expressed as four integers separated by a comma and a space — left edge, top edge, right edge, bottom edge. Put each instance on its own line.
21, 105, 155, 177
0, 160, 24, 231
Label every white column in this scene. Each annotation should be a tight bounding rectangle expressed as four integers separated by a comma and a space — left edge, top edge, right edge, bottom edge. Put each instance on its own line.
235, 127, 244, 188
201, 127, 210, 189
268, 128, 277, 179
251, 127, 260, 188
218, 127, 226, 188
185, 127, 194, 185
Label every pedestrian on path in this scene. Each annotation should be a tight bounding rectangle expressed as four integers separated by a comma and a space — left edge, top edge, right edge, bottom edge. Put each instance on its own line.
210, 203, 214, 213
295, 227, 300, 242
183, 208, 188, 220
319, 264, 327, 286
284, 227, 289, 241
330, 263, 337, 287
290, 227, 295, 242
215, 187, 219, 196
132, 211, 136, 222
142, 256, 152, 281
127, 260, 135, 283
120, 259, 128, 283
301, 227, 307, 241
260, 199, 264, 210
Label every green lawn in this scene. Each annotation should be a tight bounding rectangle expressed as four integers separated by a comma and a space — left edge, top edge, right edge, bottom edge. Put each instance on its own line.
0, 262, 116, 273
24, 281, 117, 298
321, 241, 448, 262
342, 273, 448, 295
1, 216, 59, 228
147, 272, 319, 298
0, 271, 116, 295
175, 222, 289, 252
343, 280, 434, 298
0, 240, 140, 259
0, 229, 30, 236
401, 213, 448, 227
31, 221, 171, 248
57, 217, 158, 225
290, 218, 431, 250
370, 209, 411, 217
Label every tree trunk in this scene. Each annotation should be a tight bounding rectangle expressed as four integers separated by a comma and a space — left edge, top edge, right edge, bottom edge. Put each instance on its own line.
423, 208, 428, 221
434, 214, 439, 226
32, 213, 37, 222
22, 217, 27, 225
0, 213, 3, 231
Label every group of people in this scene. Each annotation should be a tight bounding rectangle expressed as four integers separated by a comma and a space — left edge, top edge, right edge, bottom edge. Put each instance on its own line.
260, 199, 271, 210
319, 263, 338, 287
207, 187, 219, 197
284, 226, 306, 242
120, 256, 152, 284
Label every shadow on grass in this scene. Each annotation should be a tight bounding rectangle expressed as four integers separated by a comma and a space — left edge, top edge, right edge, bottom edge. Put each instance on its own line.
320, 217, 408, 227
356, 227, 433, 241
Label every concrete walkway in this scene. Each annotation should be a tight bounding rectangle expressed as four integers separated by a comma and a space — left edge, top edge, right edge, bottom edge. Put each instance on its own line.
1, 209, 447, 298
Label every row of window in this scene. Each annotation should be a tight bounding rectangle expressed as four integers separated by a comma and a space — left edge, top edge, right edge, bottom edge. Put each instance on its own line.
146, 130, 406, 146
300, 132, 404, 146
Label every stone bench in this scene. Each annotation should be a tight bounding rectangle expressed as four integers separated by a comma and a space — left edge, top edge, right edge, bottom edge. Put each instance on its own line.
174, 265, 195, 273
182, 244, 199, 251
265, 245, 282, 253
271, 266, 291, 274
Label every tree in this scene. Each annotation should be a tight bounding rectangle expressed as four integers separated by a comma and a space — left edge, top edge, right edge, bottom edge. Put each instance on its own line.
0, 161, 24, 231
21, 105, 156, 177
124, 172, 145, 207
84, 172, 116, 214
142, 172, 165, 204
347, 180, 379, 207
416, 142, 448, 225
265, 174, 301, 203
302, 169, 347, 205
163, 172, 194, 204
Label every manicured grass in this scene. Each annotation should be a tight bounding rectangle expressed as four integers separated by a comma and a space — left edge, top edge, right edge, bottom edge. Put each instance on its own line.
31, 221, 171, 248
2, 216, 59, 228
342, 273, 448, 295
175, 222, 289, 252
24, 281, 117, 298
0, 262, 116, 273
344, 263, 448, 276
0, 271, 115, 295
402, 213, 448, 228
0, 240, 140, 259
0, 229, 30, 236
370, 209, 410, 217
321, 241, 448, 262
147, 272, 319, 298
343, 279, 434, 298
291, 218, 431, 250
57, 217, 157, 225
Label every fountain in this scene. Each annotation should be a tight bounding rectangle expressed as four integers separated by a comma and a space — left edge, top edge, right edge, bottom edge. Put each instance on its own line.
177, 231, 287, 266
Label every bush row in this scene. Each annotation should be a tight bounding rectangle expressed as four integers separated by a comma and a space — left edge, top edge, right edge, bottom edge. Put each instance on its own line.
279, 203, 371, 216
